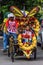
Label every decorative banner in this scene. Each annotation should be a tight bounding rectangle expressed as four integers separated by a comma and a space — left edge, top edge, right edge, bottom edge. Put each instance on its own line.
27, 6, 40, 17
9, 6, 40, 58
10, 6, 23, 17
17, 33, 37, 58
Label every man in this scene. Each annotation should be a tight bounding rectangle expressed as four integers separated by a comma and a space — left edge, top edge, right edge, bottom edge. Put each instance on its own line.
3, 13, 19, 52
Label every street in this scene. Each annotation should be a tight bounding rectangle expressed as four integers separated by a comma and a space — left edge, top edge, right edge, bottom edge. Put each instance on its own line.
0, 38, 43, 65
0, 0, 43, 65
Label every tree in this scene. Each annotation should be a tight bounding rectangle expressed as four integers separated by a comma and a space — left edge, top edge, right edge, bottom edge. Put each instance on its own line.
0, 0, 42, 24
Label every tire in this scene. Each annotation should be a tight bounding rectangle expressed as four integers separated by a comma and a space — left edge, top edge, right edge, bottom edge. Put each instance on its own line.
8, 35, 15, 62
41, 43, 43, 49
7, 39, 10, 57
33, 48, 37, 59
11, 52, 14, 62
41, 32, 43, 49
8, 47, 10, 57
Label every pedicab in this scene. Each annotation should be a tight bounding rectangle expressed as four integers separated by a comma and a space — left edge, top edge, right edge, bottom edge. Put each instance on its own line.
6, 6, 40, 62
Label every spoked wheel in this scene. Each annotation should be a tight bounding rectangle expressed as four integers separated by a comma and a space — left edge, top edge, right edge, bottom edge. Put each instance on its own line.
8, 35, 14, 62
41, 43, 43, 50
8, 47, 10, 57
10, 44, 14, 62
11, 52, 14, 62
33, 48, 37, 59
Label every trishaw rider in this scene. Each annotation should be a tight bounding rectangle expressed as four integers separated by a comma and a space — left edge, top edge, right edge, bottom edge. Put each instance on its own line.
4, 13, 19, 52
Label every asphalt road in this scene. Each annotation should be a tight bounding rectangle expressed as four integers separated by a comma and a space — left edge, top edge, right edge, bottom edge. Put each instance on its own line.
0, 38, 43, 65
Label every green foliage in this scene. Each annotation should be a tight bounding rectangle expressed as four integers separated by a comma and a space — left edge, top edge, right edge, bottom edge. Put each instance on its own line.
0, 0, 42, 24
0, 0, 42, 12
35, 13, 42, 21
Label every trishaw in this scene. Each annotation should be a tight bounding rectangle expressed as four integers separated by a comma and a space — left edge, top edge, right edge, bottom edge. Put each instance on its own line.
4, 6, 40, 62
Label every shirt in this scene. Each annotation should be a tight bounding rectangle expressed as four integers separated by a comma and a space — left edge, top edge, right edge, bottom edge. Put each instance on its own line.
22, 30, 34, 41
6, 19, 19, 33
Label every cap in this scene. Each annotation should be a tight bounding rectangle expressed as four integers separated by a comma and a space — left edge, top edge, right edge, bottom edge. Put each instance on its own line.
8, 13, 15, 18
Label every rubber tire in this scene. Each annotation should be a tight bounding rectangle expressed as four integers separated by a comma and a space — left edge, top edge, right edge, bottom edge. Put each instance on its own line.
11, 52, 14, 62
41, 43, 43, 49
8, 47, 10, 57
33, 48, 37, 60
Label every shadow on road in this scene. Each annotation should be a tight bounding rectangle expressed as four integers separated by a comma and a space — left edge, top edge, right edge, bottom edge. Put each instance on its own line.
13, 56, 43, 61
